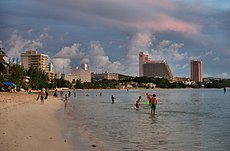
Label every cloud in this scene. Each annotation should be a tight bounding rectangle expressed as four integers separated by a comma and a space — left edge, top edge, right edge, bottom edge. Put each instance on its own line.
88, 41, 124, 73
3, 30, 51, 59
23, 0, 201, 36
6, 31, 43, 58
27, 28, 33, 34
126, 31, 153, 75
149, 39, 187, 61
217, 72, 230, 79
189, 55, 202, 61
204, 72, 230, 79
213, 57, 220, 62
54, 43, 83, 59
52, 43, 88, 73
52, 41, 124, 74
205, 51, 213, 56
51, 58, 71, 74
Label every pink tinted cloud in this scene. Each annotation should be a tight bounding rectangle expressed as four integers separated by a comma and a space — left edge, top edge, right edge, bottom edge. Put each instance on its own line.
143, 0, 177, 10
126, 16, 201, 34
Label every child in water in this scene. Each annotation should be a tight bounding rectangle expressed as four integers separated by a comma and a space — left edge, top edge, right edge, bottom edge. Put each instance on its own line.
135, 96, 141, 110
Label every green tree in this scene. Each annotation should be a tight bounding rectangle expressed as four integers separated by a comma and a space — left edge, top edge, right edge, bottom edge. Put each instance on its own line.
75, 79, 83, 89
0, 48, 9, 79
54, 77, 72, 88
26, 67, 49, 89
6, 64, 25, 89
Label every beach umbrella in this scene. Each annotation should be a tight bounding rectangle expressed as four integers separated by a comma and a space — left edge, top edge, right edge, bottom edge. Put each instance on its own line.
2, 82, 16, 87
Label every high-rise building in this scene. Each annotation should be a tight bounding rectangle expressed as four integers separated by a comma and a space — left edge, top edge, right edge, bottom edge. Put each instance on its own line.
139, 52, 149, 77
21, 50, 54, 83
190, 60, 202, 82
139, 52, 173, 80
143, 60, 173, 80
21, 50, 49, 71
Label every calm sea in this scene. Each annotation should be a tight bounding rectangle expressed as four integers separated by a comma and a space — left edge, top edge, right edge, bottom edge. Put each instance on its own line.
60, 89, 230, 151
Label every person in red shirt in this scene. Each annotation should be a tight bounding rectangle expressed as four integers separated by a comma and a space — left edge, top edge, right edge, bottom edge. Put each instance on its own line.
135, 96, 141, 110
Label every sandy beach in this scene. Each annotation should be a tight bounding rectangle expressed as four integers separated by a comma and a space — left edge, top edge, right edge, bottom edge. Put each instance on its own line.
0, 91, 72, 151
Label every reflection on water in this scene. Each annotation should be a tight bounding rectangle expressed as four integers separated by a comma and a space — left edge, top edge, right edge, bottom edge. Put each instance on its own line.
62, 89, 230, 151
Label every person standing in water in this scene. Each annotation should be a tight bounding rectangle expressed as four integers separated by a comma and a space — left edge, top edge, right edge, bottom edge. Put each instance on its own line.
135, 96, 141, 110
146, 93, 151, 105
111, 95, 115, 104
150, 94, 158, 114
64, 94, 68, 109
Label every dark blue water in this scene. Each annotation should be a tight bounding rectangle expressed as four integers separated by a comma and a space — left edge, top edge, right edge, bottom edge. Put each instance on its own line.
62, 89, 230, 151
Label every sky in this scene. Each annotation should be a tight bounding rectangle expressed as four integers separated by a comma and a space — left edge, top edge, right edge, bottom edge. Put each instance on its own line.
0, 0, 230, 78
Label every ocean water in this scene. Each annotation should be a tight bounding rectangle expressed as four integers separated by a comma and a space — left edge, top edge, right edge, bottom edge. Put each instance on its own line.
60, 89, 230, 151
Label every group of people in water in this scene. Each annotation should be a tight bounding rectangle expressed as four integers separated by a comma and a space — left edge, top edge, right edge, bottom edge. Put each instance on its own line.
135, 93, 158, 114
36, 87, 158, 114
111, 92, 158, 114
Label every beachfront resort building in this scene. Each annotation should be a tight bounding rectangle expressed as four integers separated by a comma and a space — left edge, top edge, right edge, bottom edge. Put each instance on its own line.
91, 72, 119, 81
139, 52, 149, 77
190, 60, 202, 82
139, 52, 173, 80
21, 50, 55, 83
62, 63, 91, 83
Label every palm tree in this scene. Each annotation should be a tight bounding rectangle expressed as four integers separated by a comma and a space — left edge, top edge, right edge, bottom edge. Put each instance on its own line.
0, 48, 9, 75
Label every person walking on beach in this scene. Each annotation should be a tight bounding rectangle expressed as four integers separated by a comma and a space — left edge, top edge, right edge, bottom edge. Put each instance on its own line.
64, 94, 68, 109
135, 96, 141, 110
37, 88, 47, 104
111, 95, 115, 104
150, 94, 158, 114
53, 89, 58, 97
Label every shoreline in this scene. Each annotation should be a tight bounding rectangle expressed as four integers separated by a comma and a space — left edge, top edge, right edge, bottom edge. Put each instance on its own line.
0, 92, 72, 151
0, 91, 113, 151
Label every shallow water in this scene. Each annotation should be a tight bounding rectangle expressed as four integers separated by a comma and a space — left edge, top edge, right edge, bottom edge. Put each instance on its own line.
61, 89, 230, 151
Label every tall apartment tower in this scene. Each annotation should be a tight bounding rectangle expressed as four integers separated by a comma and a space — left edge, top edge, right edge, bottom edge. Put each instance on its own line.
21, 50, 49, 71
21, 50, 54, 83
139, 52, 149, 77
190, 60, 202, 82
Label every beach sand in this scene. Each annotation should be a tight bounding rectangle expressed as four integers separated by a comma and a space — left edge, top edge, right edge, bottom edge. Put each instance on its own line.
0, 92, 72, 151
